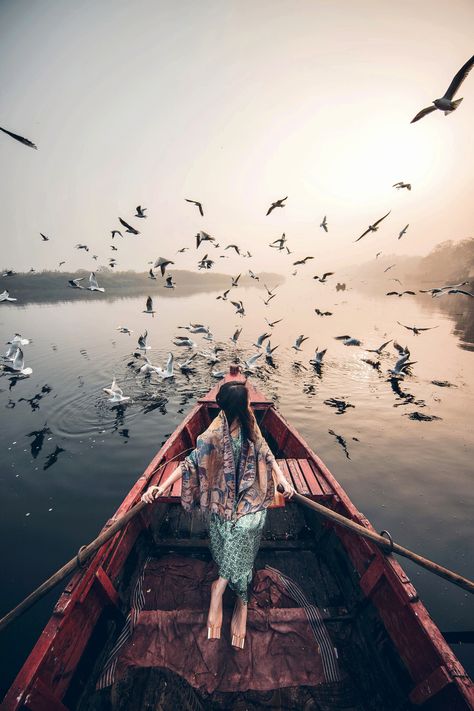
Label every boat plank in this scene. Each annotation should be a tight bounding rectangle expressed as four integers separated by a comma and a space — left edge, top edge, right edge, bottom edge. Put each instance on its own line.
286, 458, 310, 495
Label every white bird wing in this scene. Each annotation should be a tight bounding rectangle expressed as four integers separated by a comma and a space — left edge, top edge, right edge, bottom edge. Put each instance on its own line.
89, 272, 99, 288
12, 347, 25, 371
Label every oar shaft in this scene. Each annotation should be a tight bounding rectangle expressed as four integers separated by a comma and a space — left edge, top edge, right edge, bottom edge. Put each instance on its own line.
286, 489, 474, 595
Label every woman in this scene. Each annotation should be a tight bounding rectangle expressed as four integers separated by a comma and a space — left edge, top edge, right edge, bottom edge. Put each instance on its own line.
141, 381, 295, 649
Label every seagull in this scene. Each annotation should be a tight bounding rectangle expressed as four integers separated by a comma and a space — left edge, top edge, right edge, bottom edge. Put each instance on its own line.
266, 196, 288, 216
244, 352, 262, 370
376, 252, 382, 259
154, 257, 174, 276
384, 264, 396, 273
117, 327, 133, 335
269, 234, 287, 250
119, 217, 140, 235
265, 340, 279, 356
265, 317, 283, 327
40, 233, 50, 241
320, 216, 328, 232
434, 288, 474, 298
4, 347, 32, 376
111, 245, 118, 251
196, 231, 215, 249
398, 225, 409, 240
164, 275, 175, 288
76, 243, 89, 251
188, 324, 210, 334
143, 296, 156, 316
216, 289, 231, 301
88, 272, 105, 292
410, 54, 474, 123
198, 254, 214, 270
173, 336, 196, 348
185, 198, 204, 216
264, 283, 280, 296
253, 332, 271, 348
230, 328, 242, 344
0, 125, 37, 149
355, 211, 391, 242
137, 331, 150, 350
293, 256, 314, 265
419, 281, 470, 296
0, 290, 17, 302
389, 353, 416, 377
211, 369, 226, 379
231, 300, 245, 316
313, 272, 334, 282
262, 294, 276, 306
386, 290, 416, 297
154, 353, 174, 379
397, 322, 439, 335
335, 335, 362, 346
135, 205, 147, 218
68, 278, 84, 289
309, 347, 327, 366
226, 245, 241, 255
178, 353, 198, 372
365, 339, 392, 354
248, 270, 259, 281
292, 335, 309, 351
314, 309, 333, 316
148, 268, 157, 280
103, 378, 131, 403
7, 333, 30, 347
231, 274, 241, 287
111, 230, 123, 239
393, 182, 412, 191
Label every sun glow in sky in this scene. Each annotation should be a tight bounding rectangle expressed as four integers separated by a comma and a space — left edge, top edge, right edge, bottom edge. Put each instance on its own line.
0, 0, 473, 273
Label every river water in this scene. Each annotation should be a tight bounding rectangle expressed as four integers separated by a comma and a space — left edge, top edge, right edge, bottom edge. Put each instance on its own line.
0, 276, 473, 694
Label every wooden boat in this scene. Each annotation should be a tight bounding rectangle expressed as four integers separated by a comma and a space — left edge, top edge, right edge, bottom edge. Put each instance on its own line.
2, 366, 473, 710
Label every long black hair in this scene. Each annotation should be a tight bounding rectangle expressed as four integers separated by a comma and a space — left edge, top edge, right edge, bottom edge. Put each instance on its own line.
215, 381, 258, 443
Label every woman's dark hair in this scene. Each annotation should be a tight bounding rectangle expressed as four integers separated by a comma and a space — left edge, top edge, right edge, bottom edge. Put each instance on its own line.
216, 382, 258, 443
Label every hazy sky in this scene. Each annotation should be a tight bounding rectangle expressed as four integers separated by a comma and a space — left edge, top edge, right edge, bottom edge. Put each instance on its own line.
1, 0, 473, 274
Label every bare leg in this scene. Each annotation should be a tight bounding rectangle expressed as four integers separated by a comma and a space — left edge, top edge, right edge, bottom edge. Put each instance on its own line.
207, 576, 228, 633
230, 595, 248, 647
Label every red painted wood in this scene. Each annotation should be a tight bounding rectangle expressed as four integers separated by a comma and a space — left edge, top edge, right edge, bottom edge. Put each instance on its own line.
409, 665, 453, 705
287, 459, 310, 495
93, 566, 120, 610
276, 459, 292, 486
22, 677, 70, 711
296, 458, 324, 498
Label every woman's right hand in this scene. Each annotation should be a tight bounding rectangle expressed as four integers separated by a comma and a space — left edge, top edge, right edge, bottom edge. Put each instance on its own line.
141, 484, 165, 504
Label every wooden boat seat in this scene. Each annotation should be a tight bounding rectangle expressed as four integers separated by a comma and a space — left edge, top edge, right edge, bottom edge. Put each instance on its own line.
154, 457, 334, 503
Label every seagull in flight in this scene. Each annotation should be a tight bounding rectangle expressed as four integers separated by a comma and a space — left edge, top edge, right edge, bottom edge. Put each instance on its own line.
292, 335, 309, 351
226, 245, 241, 255
117, 327, 133, 335
3, 347, 33, 376
76, 243, 89, 252
185, 199, 204, 216
177, 353, 198, 373
397, 322, 439, 335
266, 196, 288, 216
293, 256, 314, 265
231, 274, 241, 287
143, 296, 156, 316
314, 309, 333, 316
111, 230, 123, 239
248, 269, 259, 281
68, 278, 85, 289
320, 216, 328, 232
434, 288, 474, 298
244, 352, 262, 370
173, 336, 197, 348
309, 347, 327, 365
137, 331, 150, 350
88, 272, 105, 292
269, 234, 287, 250
265, 317, 283, 327
216, 289, 231, 301
230, 328, 242, 344
0, 125, 37, 149
148, 268, 157, 280
135, 205, 147, 218
398, 225, 409, 240
103, 378, 131, 403
154, 256, 174, 276
231, 300, 245, 316
355, 211, 391, 242
196, 231, 215, 249
365, 339, 392, 354
335, 334, 362, 346
119, 217, 140, 235
313, 272, 334, 283
40, 233, 50, 242
253, 332, 271, 348
386, 290, 416, 297
164, 275, 175, 288
393, 181, 411, 191
384, 264, 396, 273
411, 54, 474, 123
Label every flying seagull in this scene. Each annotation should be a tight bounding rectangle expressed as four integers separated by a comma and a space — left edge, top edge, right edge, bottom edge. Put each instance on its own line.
185, 198, 204, 216
335, 334, 362, 346
111, 230, 123, 239
309, 347, 327, 366
137, 331, 150, 350
355, 211, 391, 242
230, 328, 242, 344
231, 274, 241, 287
154, 256, 174, 276
119, 217, 140, 235
148, 268, 157, 280
0, 290, 17, 302
103, 378, 131, 403
265, 317, 283, 327
365, 339, 392, 354
433, 288, 474, 298
4, 347, 32, 376
393, 182, 411, 191
398, 225, 409, 240
397, 322, 439, 335
411, 55, 474, 123
313, 272, 334, 282
68, 278, 84, 289
384, 264, 396, 273
314, 309, 333, 316
386, 290, 416, 297
116, 327, 133, 335
253, 332, 271, 348
0, 125, 37, 149
292, 335, 309, 351
293, 256, 314, 265
231, 300, 245, 316
196, 231, 215, 249
88, 272, 105, 292
320, 216, 328, 232
40, 233, 50, 242
266, 196, 288, 216
76, 243, 89, 251
135, 205, 147, 218
143, 296, 156, 315
164, 275, 175, 288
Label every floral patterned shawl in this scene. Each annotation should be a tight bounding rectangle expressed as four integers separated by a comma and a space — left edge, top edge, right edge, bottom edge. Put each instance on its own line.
180, 410, 277, 521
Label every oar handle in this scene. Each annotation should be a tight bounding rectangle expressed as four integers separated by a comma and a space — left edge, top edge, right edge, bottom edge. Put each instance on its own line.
277, 485, 474, 595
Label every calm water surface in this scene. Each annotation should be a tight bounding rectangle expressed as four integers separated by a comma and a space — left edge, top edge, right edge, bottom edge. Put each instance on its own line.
0, 278, 473, 693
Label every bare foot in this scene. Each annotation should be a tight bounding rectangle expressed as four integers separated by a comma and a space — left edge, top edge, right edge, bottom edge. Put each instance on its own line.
231, 596, 247, 642
207, 579, 224, 631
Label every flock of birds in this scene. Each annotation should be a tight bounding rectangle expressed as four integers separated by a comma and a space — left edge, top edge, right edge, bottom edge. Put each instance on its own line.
1, 53, 474, 439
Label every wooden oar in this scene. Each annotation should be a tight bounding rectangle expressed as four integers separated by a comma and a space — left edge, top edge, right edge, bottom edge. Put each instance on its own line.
0, 448, 192, 634
278, 485, 474, 595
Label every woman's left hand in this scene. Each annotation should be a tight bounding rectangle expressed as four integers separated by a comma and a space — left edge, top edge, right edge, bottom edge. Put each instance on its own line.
277, 476, 295, 499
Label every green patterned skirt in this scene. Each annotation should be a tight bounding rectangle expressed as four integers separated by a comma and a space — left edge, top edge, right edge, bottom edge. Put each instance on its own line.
208, 507, 267, 603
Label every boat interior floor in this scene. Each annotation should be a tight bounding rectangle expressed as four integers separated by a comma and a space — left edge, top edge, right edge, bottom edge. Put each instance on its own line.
74, 504, 417, 711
